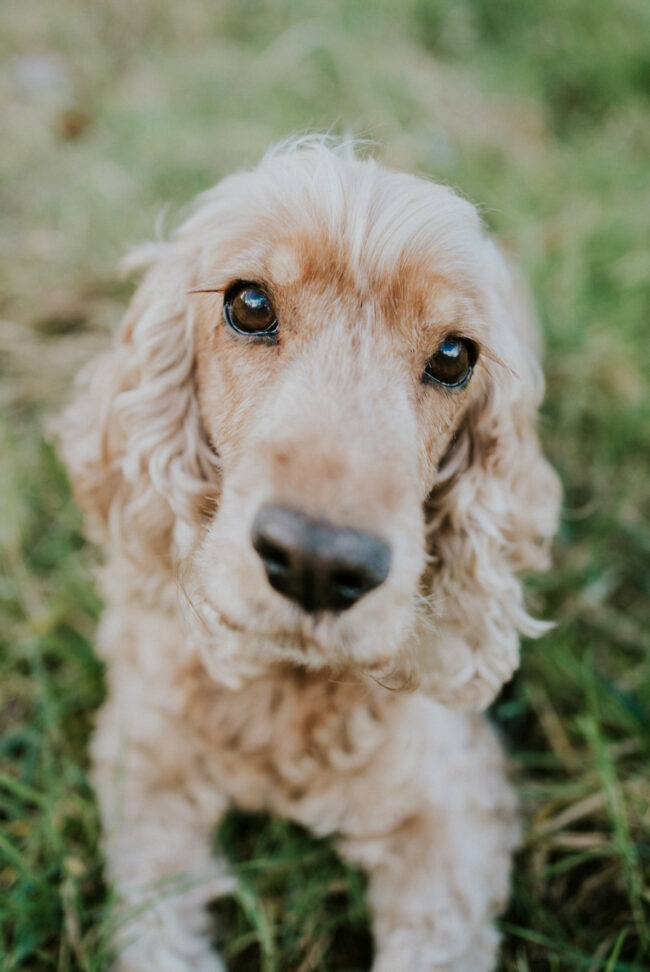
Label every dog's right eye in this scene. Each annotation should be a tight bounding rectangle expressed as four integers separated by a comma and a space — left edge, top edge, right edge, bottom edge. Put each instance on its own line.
223, 283, 278, 337
423, 336, 477, 389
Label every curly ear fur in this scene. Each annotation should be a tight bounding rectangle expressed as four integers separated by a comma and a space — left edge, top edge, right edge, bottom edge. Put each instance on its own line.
412, 241, 561, 710
59, 241, 220, 570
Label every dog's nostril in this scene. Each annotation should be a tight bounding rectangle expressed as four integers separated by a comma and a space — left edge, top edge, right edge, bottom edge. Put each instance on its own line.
253, 537, 290, 575
251, 504, 391, 614
330, 569, 366, 598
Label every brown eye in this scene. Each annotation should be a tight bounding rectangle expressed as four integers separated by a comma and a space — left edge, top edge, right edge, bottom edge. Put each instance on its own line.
424, 336, 477, 388
224, 282, 277, 336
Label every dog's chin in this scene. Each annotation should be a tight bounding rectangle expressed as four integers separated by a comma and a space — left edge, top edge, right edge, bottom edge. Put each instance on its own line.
186, 597, 405, 689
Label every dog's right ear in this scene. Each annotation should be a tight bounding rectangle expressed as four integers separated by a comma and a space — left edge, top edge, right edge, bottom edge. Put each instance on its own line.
407, 240, 561, 711
58, 241, 221, 569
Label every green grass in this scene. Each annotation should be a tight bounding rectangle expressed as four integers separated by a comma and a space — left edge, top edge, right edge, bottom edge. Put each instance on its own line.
1, 1, 649, 969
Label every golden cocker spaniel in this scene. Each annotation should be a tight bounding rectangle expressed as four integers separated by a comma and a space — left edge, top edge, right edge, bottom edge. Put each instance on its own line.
61, 137, 560, 971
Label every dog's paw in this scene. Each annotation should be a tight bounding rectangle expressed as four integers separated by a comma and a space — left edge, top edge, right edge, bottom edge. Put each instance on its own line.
113, 932, 225, 972
372, 922, 499, 972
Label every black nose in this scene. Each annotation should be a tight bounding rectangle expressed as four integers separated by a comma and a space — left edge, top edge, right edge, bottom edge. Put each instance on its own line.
251, 505, 391, 614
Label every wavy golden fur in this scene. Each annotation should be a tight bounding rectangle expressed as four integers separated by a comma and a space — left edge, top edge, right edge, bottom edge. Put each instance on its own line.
60, 137, 560, 971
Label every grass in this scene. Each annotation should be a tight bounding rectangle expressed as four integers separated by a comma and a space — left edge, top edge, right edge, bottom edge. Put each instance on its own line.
1, 0, 649, 969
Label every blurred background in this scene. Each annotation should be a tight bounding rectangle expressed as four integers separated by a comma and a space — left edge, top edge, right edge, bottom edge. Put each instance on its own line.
1, 1, 649, 969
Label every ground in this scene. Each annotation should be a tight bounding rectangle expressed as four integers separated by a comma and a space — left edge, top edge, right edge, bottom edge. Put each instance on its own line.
1, 1, 649, 970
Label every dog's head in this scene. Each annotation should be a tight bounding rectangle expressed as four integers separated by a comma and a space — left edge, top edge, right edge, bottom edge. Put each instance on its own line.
62, 139, 560, 709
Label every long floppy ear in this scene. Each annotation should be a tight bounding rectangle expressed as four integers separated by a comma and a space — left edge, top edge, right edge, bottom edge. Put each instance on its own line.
59, 239, 221, 570
412, 240, 561, 711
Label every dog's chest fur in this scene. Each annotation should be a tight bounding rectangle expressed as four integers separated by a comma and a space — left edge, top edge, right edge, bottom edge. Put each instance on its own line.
181, 663, 401, 810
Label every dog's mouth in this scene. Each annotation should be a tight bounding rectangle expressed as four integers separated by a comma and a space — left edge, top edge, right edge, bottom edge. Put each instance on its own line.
187, 592, 399, 678
193, 597, 326, 656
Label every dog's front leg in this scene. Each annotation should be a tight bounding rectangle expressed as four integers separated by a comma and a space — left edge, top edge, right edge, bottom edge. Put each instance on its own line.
91, 609, 230, 972
340, 699, 519, 972
281, 694, 519, 972
342, 795, 514, 972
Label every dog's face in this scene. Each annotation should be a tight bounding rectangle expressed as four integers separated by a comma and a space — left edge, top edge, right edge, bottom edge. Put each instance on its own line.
190, 158, 498, 673
62, 143, 560, 708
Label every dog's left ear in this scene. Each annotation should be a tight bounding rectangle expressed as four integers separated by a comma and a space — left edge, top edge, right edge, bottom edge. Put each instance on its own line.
412, 240, 561, 711
58, 232, 221, 570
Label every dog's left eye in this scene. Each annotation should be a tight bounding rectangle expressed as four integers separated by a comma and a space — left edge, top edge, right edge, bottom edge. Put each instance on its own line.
224, 282, 278, 336
424, 336, 477, 388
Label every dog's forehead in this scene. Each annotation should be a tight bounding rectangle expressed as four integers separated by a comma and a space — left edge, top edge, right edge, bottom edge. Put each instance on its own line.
260, 162, 482, 290
193, 153, 491, 346
261, 234, 473, 328
202, 153, 483, 288
255, 233, 483, 347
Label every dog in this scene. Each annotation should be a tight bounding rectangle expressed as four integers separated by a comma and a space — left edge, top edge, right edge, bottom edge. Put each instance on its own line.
60, 136, 561, 971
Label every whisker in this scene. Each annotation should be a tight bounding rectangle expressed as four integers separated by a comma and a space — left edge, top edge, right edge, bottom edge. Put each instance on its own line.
187, 287, 226, 295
